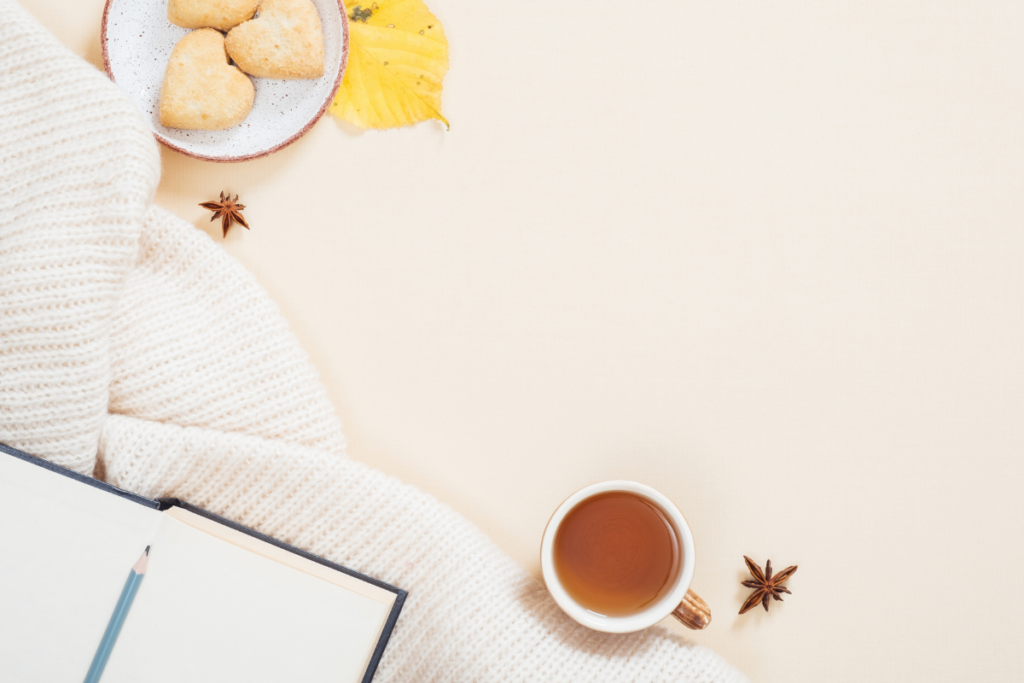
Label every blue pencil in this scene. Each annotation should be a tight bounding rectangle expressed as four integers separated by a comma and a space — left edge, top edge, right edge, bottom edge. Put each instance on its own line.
83, 546, 150, 683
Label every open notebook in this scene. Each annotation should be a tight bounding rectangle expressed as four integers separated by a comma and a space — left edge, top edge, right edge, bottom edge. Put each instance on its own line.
0, 442, 405, 683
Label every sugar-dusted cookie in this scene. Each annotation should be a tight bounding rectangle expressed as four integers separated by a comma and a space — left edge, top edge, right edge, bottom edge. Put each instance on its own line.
159, 29, 255, 130
167, 0, 260, 31
225, 0, 324, 79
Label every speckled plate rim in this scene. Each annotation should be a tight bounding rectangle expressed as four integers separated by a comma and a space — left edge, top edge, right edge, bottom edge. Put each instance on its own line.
100, 0, 349, 163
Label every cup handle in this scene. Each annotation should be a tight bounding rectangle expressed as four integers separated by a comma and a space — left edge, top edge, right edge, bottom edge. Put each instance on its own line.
671, 588, 712, 630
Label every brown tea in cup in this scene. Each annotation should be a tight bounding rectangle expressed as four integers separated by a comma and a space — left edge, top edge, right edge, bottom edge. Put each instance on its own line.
552, 491, 681, 617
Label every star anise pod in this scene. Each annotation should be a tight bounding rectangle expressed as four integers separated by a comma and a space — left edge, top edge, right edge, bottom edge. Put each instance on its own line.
739, 556, 797, 614
200, 192, 249, 237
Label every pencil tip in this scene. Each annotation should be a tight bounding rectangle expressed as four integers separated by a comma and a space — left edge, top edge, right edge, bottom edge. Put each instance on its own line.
145, 546, 150, 555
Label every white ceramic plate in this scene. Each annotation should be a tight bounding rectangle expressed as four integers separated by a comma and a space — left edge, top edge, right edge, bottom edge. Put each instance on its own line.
102, 0, 348, 162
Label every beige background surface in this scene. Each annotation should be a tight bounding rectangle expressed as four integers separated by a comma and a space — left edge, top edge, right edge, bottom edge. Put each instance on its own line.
21, 0, 1024, 680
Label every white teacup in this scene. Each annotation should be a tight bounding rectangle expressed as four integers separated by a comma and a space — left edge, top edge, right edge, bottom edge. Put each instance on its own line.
540, 480, 711, 633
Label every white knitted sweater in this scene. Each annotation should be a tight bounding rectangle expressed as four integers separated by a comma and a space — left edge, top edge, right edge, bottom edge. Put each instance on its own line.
0, 3, 748, 681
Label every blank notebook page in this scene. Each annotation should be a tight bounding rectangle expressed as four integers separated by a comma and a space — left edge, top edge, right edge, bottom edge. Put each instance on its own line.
0, 454, 161, 680
103, 514, 393, 683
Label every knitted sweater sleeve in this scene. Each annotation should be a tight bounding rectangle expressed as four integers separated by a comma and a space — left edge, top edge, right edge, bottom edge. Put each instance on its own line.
0, 2, 749, 681
0, 0, 159, 474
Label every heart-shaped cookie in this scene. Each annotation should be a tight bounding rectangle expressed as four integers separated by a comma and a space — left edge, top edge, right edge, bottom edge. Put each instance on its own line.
225, 0, 325, 79
159, 29, 256, 130
167, 0, 260, 31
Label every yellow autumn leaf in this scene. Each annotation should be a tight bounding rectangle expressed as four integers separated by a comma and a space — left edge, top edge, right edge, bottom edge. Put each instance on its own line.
330, 0, 449, 129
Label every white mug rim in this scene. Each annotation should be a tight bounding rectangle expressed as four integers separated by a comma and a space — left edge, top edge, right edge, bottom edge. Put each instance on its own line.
539, 480, 696, 633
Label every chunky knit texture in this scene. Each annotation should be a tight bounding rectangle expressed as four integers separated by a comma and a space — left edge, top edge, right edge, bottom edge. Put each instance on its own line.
0, 3, 160, 473
0, 3, 748, 681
